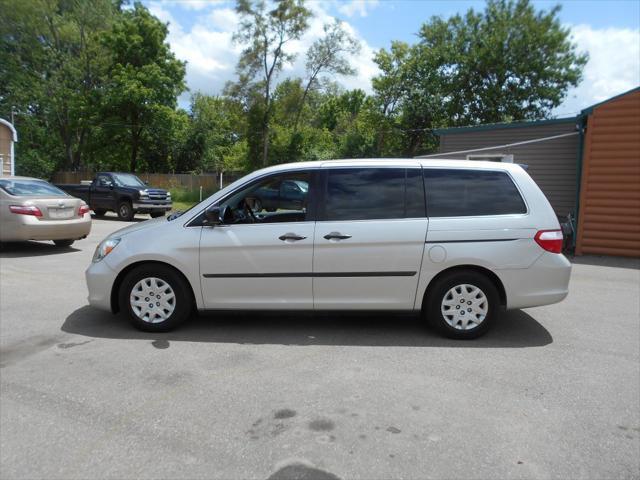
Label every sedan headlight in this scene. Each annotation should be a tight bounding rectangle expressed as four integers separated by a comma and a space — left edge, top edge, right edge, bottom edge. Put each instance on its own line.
93, 238, 120, 263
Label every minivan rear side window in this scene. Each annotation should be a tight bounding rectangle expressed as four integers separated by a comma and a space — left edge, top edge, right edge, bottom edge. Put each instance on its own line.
324, 168, 425, 221
423, 169, 527, 217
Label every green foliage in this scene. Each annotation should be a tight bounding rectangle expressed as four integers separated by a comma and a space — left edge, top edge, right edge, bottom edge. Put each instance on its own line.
98, 2, 186, 172
371, 0, 588, 155
1, 0, 587, 178
230, 0, 312, 166
169, 187, 217, 204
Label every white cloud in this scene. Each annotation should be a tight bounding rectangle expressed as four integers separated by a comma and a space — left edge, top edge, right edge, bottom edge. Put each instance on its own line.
167, 0, 224, 11
337, 0, 379, 18
557, 24, 640, 115
150, 2, 380, 108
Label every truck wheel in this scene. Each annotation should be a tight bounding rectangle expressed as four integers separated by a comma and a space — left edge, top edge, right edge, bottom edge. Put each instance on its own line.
150, 211, 165, 218
425, 270, 499, 339
117, 201, 134, 221
53, 239, 75, 247
119, 264, 193, 332
93, 209, 106, 217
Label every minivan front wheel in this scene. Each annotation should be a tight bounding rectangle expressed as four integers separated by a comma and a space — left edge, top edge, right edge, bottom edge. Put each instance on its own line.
426, 271, 499, 339
119, 264, 192, 332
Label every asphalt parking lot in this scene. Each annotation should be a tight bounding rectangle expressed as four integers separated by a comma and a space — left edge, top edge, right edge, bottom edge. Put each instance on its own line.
1, 216, 639, 480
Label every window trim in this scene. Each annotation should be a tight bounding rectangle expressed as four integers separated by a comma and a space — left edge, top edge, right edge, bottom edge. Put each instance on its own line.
422, 167, 529, 218
185, 168, 320, 227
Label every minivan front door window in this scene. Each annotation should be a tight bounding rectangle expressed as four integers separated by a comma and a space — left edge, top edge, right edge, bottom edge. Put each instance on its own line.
220, 172, 310, 224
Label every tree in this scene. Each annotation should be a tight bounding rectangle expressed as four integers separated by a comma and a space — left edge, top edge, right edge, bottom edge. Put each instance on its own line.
0, 0, 116, 175
231, 0, 311, 166
419, 0, 587, 123
100, 2, 186, 172
372, 0, 587, 155
293, 20, 360, 130
177, 93, 246, 173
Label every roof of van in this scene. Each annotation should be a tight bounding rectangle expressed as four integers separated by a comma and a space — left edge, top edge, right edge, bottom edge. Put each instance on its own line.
254, 158, 524, 173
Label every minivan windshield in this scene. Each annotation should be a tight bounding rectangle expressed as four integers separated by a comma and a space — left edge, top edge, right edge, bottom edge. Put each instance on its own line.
0, 179, 68, 197
112, 174, 146, 188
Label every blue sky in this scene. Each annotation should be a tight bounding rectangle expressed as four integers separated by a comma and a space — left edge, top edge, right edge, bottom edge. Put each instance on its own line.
146, 0, 640, 117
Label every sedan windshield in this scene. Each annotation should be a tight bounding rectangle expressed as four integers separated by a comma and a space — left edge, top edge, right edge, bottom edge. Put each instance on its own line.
112, 174, 146, 188
0, 179, 68, 197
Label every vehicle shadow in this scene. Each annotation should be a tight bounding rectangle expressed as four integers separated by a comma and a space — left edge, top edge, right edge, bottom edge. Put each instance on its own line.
91, 214, 146, 223
569, 254, 639, 270
0, 241, 81, 258
62, 306, 552, 348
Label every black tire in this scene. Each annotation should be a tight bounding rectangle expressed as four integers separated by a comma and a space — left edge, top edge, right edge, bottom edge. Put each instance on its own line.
53, 239, 75, 247
93, 209, 106, 217
425, 270, 499, 339
119, 264, 193, 332
150, 211, 165, 218
117, 201, 134, 221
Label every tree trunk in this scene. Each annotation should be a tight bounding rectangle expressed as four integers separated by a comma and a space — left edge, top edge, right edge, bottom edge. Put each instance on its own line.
262, 123, 269, 167
130, 128, 139, 172
130, 111, 140, 172
262, 85, 270, 166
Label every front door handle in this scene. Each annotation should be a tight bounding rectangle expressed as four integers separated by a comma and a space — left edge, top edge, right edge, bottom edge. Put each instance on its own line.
279, 233, 307, 242
323, 232, 352, 240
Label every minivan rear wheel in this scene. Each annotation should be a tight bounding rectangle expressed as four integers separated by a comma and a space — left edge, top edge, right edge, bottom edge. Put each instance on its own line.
426, 271, 499, 339
119, 264, 192, 332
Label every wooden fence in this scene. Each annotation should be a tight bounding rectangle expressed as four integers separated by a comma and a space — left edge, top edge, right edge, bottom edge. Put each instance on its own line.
51, 171, 244, 192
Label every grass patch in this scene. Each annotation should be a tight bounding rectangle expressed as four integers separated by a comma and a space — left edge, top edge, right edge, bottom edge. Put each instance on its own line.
170, 201, 197, 212
169, 187, 217, 212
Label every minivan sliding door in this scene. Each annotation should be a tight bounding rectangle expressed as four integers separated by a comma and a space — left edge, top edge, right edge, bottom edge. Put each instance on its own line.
313, 167, 428, 310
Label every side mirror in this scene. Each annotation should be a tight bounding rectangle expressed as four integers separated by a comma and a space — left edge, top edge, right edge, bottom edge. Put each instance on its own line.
108, 183, 114, 190
204, 205, 222, 225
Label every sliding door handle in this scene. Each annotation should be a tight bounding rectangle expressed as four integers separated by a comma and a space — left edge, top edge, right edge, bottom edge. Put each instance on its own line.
279, 233, 307, 242
323, 232, 352, 240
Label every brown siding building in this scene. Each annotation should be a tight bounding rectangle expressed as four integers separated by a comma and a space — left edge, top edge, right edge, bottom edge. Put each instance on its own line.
575, 89, 640, 257
420, 87, 640, 258
0, 118, 17, 176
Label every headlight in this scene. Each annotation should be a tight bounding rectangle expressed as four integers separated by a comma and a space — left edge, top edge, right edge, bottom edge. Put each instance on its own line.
166, 192, 171, 198
139, 189, 148, 198
93, 238, 120, 263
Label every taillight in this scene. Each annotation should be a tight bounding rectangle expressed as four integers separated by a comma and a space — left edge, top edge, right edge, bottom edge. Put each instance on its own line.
534, 230, 563, 254
9, 205, 43, 217
78, 204, 91, 216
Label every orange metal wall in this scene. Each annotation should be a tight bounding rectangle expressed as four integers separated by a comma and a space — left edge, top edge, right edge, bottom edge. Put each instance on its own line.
576, 90, 640, 257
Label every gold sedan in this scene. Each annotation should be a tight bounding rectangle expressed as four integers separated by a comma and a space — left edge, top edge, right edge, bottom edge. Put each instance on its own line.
0, 176, 92, 247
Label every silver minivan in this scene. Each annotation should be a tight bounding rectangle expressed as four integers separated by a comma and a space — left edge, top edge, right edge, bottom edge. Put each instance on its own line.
86, 159, 571, 339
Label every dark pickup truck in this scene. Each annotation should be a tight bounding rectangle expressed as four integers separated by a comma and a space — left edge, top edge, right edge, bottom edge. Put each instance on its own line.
57, 172, 172, 221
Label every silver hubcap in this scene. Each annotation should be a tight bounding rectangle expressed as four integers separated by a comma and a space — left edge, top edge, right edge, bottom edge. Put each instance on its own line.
441, 284, 488, 330
130, 277, 176, 323
120, 205, 129, 217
